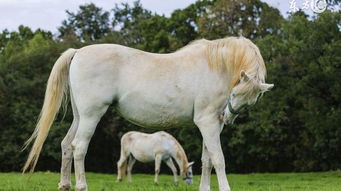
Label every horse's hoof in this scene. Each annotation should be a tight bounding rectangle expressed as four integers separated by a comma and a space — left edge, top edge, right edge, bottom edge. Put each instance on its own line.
199, 185, 210, 191
75, 183, 87, 191
116, 178, 122, 182
58, 182, 70, 191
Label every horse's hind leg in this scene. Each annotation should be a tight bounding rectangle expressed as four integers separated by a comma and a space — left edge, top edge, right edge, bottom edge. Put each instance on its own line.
72, 104, 109, 191
116, 147, 129, 182
68, 54, 117, 191
58, 91, 79, 191
127, 155, 136, 183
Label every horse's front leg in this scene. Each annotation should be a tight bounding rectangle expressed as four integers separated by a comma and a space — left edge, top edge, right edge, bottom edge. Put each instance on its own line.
154, 154, 162, 183
165, 158, 178, 183
195, 116, 231, 191
199, 143, 213, 191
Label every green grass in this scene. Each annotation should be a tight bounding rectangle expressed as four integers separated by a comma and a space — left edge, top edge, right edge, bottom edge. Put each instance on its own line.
0, 171, 340, 191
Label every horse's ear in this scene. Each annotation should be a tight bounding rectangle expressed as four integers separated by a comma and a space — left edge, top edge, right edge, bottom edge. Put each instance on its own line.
187, 161, 194, 168
240, 70, 249, 82
259, 83, 274, 92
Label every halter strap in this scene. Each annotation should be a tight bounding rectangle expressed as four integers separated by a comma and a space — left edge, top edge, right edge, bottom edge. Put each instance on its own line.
183, 174, 192, 180
227, 96, 247, 115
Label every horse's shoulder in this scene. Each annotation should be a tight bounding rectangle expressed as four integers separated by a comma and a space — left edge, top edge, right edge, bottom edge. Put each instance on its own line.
155, 131, 179, 145
121, 131, 140, 140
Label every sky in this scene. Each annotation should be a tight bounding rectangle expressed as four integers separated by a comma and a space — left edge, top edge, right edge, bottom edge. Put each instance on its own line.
0, 0, 326, 33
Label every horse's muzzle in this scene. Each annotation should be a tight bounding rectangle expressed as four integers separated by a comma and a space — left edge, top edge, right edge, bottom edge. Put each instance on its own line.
185, 178, 193, 185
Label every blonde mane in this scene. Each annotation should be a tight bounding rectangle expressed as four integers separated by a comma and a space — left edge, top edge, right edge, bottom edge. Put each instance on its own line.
203, 37, 266, 88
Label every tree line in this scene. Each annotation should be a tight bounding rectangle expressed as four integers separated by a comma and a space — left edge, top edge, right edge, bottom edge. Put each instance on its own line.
0, 0, 340, 174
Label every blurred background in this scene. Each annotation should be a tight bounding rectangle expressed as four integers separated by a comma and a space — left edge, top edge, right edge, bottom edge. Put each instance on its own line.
0, 0, 340, 174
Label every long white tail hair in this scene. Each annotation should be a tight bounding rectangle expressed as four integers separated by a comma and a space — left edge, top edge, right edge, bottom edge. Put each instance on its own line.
22, 48, 77, 172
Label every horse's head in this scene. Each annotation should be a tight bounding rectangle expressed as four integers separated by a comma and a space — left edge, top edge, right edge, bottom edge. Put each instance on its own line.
183, 161, 194, 184
222, 71, 273, 124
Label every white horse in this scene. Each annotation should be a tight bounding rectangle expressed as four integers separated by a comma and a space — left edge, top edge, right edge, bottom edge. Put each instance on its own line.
23, 36, 273, 191
116, 131, 194, 184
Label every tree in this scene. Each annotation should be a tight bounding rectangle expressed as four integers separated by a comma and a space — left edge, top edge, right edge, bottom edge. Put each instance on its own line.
229, 10, 341, 172
198, 0, 283, 39
167, 0, 213, 50
59, 3, 110, 41
112, 1, 152, 46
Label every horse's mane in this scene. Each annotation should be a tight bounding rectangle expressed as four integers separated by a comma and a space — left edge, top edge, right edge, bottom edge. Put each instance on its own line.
183, 37, 266, 89
208, 37, 266, 87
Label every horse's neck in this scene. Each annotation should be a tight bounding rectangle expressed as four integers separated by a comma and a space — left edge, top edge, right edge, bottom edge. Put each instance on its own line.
172, 144, 188, 176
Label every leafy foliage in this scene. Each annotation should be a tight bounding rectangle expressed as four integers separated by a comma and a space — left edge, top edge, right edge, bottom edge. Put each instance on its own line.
59, 3, 110, 41
198, 0, 283, 39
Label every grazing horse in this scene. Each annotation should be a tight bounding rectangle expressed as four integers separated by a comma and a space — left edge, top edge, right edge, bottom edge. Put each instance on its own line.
116, 131, 194, 184
23, 37, 273, 191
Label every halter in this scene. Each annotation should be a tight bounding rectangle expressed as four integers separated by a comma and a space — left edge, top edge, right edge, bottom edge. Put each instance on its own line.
183, 176, 192, 181
183, 174, 193, 184
183, 172, 193, 181
227, 95, 247, 115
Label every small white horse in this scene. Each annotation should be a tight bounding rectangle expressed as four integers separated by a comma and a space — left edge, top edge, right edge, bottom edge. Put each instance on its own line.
116, 131, 194, 184
23, 37, 273, 191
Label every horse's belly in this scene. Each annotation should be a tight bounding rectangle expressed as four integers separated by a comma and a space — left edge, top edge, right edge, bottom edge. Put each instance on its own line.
117, 96, 194, 129
129, 140, 159, 162
129, 138, 172, 163
130, 150, 155, 162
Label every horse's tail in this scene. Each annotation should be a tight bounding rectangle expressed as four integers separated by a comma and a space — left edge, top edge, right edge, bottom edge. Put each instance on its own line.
22, 48, 77, 173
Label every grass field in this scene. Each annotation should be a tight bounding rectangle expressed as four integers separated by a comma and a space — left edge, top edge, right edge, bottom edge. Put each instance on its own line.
0, 171, 340, 191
